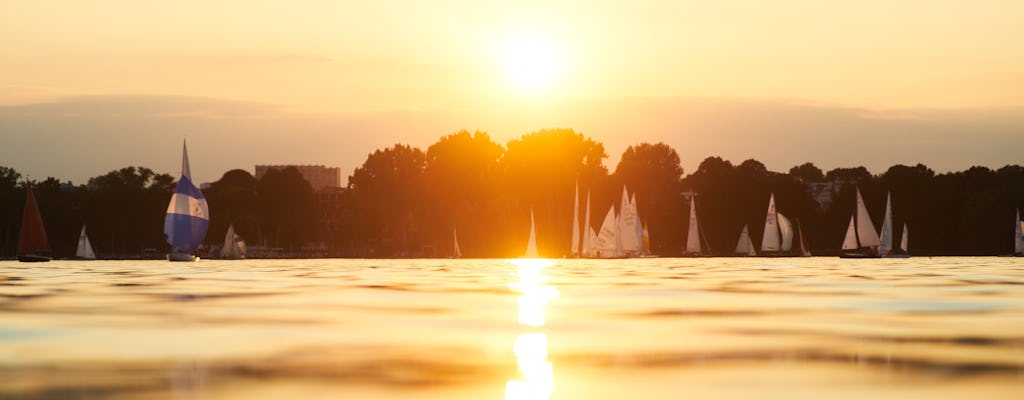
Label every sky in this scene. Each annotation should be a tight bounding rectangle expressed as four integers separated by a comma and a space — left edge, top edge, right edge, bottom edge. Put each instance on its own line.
2, 0, 1023, 184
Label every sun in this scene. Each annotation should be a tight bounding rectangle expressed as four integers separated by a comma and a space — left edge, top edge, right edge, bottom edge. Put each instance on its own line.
501, 31, 563, 93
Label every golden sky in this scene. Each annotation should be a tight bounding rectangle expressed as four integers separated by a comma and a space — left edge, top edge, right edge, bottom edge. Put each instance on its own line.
3, 0, 1022, 111
2, 1, 1023, 183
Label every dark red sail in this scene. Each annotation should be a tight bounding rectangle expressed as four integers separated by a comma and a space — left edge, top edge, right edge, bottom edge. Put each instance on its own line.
18, 186, 50, 255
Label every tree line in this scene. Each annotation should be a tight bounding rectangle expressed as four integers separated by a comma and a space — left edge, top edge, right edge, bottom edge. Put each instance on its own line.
2, 128, 1022, 258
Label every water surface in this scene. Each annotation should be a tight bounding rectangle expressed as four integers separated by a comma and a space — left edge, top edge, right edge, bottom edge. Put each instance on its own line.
1, 257, 1023, 399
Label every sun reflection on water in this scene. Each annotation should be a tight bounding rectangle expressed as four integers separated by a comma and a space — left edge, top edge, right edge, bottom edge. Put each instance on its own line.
506, 258, 558, 400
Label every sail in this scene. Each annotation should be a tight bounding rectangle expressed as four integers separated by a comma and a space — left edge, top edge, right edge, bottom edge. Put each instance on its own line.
778, 212, 793, 252
525, 209, 539, 257
641, 223, 651, 255
734, 224, 754, 255
570, 181, 580, 257
75, 225, 96, 259
879, 192, 893, 253
797, 223, 811, 257
761, 193, 779, 252
1015, 209, 1024, 255
855, 188, 881, 247
582, 191, 592, 257
596, 206, 622, 257
841, 215, 858, 250
685, 198, 701, 254
632, 194, 644, 253
17, 186, 50, 256
453, 225, 462, 258
619, 187, 640, 252
899, 223, 909, 253
588, 227, 598, 257
220, 224, 245, 259
163, 140, 209, 254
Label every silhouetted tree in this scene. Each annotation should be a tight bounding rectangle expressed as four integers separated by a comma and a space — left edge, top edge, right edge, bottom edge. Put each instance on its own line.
613, 142, 685, 255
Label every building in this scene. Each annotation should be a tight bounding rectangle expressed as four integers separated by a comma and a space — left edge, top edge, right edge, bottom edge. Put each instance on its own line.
254, 165, 341, 191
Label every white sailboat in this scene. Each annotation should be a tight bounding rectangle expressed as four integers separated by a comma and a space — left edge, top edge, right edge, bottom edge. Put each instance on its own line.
884, 222, 911, 258
734, 224, 756, 256
524, 209, 539, 258
570, 181, 581, 257
75, 225, 96, 260
684, 197, 704, 256
453, 225, 462, 258
879, 192, 894, 255
619, 187, 641, 254
220, 223, 246, 259
839, 187, 882, 258
164, 140, 209, 262
761, 193, 780, 254
596, 206, 625, 258
582, 191, 592, 257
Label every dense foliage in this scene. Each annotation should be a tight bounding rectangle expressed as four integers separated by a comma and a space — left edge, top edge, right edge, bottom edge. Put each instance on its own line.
2, 129, 1022, 258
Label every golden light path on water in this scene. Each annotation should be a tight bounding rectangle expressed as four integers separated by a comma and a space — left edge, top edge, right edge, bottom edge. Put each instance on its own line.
506, 258, 558, 400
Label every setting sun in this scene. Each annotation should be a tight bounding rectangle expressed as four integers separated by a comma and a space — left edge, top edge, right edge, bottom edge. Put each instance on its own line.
501, 30, 563, 93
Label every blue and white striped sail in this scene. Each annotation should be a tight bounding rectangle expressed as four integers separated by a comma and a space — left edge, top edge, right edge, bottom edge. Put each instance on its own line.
163, 140, 209, 254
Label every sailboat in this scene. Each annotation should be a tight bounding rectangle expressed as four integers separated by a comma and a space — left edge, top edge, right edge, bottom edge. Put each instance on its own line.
452, 225, 462, 258
17, 185, 51, 262
683, 197, 707, 256
760, 193, 795, 256
74, 225, 97, 260
1013, 209, 1023, 257
163, 140, 209, 262
884, 223, 911, 258
220, 224, 246, 259
595, 205, 626, 258
524, 208, 539, 258
796, 222, 812, 257
733, 224, 756, 256
581, 191, 592, 257
569, 181, 581, 257
619, 187, 641, 256
839, 187, 882, 258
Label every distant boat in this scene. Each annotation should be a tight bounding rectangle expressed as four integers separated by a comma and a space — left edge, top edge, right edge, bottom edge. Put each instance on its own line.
219, 223, 246, 259
879, 192, 894, 255
760, 193, 795, 256
163, 140, 209, 262
885, 223, 911, 258
618, 187, 642, 256
595, 205, 626, 258
733, 224, 756, 256
17, 185, 51, 262
524, 208, 539, 258
452, 225, 462, 258
74, 225, 97, 260
1014, 209, 1024, 257
581, 190, 593, 257
839, 187, 882, 258
797, 222, 812, 257
683, 196, 708, 256
569, 181, 581, 257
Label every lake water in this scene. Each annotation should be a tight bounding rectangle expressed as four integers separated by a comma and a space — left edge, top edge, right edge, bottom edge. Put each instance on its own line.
1, 257, 1023, 399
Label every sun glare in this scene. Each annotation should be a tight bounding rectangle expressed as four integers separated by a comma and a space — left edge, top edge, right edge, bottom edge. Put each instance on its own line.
502, 31, 563, 93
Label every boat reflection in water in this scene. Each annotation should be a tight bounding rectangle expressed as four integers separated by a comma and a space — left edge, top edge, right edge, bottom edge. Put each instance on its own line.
506, 258, 558, 400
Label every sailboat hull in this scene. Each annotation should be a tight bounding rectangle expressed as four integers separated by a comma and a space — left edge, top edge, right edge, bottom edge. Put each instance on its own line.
167, 252, 198, 262
17, 254, 51, 262
839, 252, 882, 259
882, 253, 911, 258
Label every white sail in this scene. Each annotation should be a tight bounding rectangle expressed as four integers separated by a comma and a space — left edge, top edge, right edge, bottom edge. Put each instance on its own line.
75, 225, 96, 259
685, 198, 702, 254
879, 191, 893, 253
220, 224, 245, 259
841, 215, 858, 250
582, 191, 592, 257
778, 212, 794, 252
570, 181, 581, 257
899, 223, 909, 253
855, 188, 881, 247
632, 194, 644, 254
597, 206, 622, 257
619, 187, 640, 252
734, 224, 755, 256
525, 209, 539, 258
453, 225, 462, 258
588, 227, 598, 257
1015, 209, 1024, 255
761, 193, 780, 252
